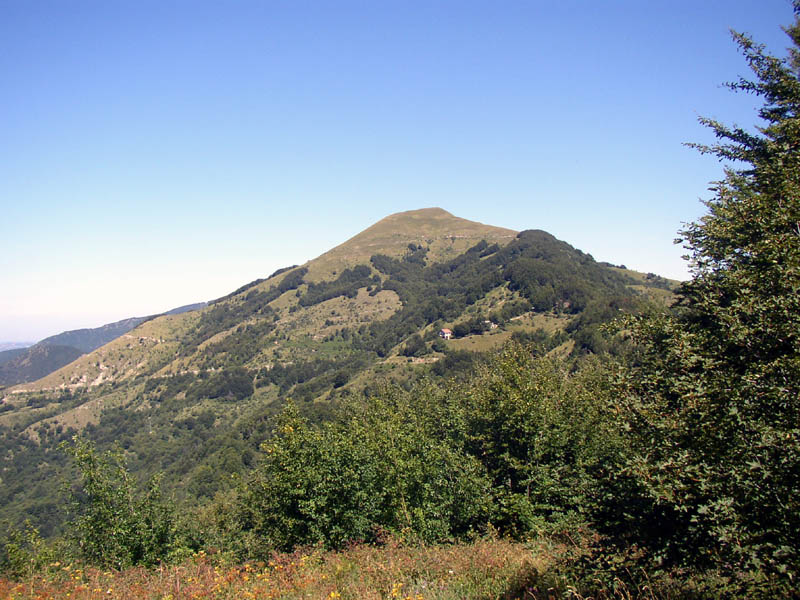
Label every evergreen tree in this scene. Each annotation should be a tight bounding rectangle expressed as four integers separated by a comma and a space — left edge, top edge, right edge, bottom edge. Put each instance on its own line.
609, 5, 800, 596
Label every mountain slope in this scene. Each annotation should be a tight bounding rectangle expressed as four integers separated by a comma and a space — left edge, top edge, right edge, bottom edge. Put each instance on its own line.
305, 207, 517, 281
0, 317, 151, 388
7, 208, 661, 402
15, 209, 516, 392
40, 317, 148, 354
0, 304, 209, 389
0, 347, 28, 366
0, 344, 85, 387
0, 208, 672, 535
0, 318, 153, 387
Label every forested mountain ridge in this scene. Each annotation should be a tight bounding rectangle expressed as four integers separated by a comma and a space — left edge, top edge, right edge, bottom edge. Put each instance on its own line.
0, 348, 28, 366
0, 207, 671, 538
39, 316, 149, 354
0, 344, 85, 387
6, 209, 662, 396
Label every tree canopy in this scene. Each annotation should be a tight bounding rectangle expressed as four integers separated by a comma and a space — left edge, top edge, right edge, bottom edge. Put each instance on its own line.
606, 5, 800, 595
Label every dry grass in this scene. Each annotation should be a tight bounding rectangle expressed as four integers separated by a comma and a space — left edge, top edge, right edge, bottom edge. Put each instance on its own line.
305, 208, 517, 283
17, 313, 200, 393
506, 313, 569, 334
0, 538, 555, 600
626, 285, 676, 308
274, 289, 401, 340
447, 331, 513, 352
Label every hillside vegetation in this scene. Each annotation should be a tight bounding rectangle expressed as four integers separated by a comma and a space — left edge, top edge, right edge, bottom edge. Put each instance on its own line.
0, 209, 662, 543
3, 6, 800, 598
0, 305, 208, 388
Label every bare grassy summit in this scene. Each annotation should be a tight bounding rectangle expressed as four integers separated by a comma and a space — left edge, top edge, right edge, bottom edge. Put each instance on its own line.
305, 207, 517, 282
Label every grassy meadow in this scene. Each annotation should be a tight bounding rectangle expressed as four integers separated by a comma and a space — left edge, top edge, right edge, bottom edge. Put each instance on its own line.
0, 537, 586, 600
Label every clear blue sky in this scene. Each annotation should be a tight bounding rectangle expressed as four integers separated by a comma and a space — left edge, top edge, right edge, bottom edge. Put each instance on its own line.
0, 0, 794, 342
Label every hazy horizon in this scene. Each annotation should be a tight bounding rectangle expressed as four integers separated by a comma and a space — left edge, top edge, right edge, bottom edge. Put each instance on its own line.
2, 1, 793, 341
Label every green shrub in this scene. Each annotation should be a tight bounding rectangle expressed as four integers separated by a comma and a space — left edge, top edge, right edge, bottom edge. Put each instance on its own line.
1, 521, 66, 579
61, 437, 182, 568
232, 401, 491, 556
455, 346, 619, 536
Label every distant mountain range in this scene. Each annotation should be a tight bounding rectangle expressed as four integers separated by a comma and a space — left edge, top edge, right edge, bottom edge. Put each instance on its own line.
0, 342, 34, 353
0, 344, 85, 387
0, 303, 207, 387
0, 347, 29, 366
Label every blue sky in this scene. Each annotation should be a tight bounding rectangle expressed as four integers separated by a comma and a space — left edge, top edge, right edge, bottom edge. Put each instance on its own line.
0, 0, 794, 341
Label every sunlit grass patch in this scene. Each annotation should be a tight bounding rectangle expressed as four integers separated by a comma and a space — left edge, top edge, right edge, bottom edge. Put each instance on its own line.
0, 537, 552, 600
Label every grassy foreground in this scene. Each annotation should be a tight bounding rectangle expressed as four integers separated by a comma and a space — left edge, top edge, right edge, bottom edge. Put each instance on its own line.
0, 538, 587, 600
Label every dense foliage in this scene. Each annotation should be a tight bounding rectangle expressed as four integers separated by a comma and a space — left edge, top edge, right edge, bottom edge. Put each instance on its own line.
61, 438, 180, 569
3, 347, 615, 575
355, 232, 635, 357
594, 10, 800, 596
198, 346, 615, 561
231, 399, 491, 555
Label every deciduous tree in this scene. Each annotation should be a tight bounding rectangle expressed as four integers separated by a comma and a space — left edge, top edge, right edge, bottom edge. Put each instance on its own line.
608, 5, 800, 595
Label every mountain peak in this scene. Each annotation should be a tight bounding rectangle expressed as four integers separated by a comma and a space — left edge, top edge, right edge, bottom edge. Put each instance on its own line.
305, 208, 517, 282
383, 207, 454, 219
